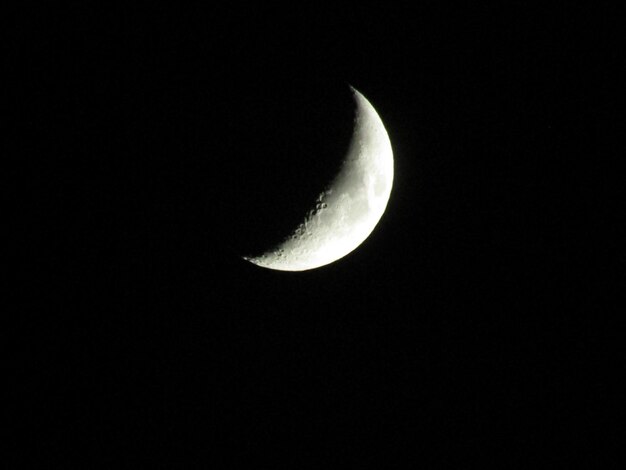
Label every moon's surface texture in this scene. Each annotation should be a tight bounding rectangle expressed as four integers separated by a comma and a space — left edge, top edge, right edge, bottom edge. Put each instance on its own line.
244, 87, 394, 271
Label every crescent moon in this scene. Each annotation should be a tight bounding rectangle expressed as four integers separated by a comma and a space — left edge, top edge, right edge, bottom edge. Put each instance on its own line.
244, 87, 394, 271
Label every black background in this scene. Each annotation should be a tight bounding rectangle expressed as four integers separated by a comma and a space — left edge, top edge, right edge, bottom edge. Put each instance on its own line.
10, 2, 618, 467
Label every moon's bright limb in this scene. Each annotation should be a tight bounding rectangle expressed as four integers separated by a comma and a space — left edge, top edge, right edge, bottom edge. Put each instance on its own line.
244, 87, 394, 271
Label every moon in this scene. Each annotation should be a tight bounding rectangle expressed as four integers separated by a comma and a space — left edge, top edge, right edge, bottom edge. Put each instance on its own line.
243, 86, 394, 271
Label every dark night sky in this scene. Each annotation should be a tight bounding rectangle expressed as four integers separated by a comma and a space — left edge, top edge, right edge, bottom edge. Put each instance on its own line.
10, 3, 618, 467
